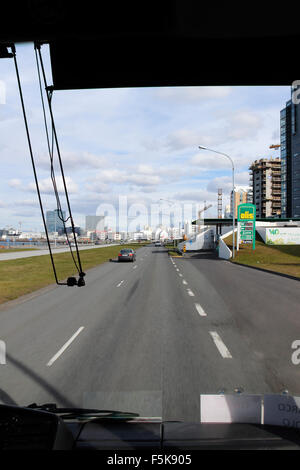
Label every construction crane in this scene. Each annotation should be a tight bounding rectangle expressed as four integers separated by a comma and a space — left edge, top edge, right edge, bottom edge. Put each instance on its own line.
269, 144, 280, 150
197, 204, 213, 232
198, 204, 212, 219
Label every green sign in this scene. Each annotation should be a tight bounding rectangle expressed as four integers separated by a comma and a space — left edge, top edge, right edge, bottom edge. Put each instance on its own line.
237, 204, 256, 222
237, 204, 256, 249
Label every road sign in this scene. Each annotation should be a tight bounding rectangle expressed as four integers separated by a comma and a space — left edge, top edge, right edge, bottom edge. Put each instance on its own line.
237, 203, 256, 250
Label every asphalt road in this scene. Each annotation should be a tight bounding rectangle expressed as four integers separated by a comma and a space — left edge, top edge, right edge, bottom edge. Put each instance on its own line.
0, 244, 300, 421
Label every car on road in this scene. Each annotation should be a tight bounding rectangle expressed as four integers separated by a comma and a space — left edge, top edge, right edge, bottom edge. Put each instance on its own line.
118, 248, 136, 262
155, 241, 161, 247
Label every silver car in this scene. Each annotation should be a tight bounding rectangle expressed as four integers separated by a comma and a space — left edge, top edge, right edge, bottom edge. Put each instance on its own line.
118, 248, 136, 262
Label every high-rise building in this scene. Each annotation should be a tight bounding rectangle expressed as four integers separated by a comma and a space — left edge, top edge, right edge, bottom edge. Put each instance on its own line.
249, 158, 281, 218
281, 85, 300, 217
46, 209, 66, 233
65, 226, 81, 236
280, 100, 292, 217
85, 215, 105, 231
224, 204, 231, 218
292, 86, 300, 217
230, 187, 252, 218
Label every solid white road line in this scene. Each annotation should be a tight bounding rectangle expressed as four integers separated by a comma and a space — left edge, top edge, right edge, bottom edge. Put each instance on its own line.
117, 280, 125, 287
182, 280, 188, 285
209, 331, 232, 358
195, 303, 207, 316
47, 327, 85, 366
187, 289, 195, 297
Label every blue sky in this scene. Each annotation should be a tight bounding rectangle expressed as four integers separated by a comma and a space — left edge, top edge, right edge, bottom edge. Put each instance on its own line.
0, 43, 291, 231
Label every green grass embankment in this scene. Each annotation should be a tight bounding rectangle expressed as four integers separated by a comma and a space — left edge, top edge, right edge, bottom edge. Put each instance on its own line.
223, 233, 300, 279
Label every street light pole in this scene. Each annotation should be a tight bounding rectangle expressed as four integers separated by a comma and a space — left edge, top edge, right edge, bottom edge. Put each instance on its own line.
198, 146, 235, 259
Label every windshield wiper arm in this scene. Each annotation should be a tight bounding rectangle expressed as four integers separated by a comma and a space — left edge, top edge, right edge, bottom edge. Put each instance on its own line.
27, 403, 140, 420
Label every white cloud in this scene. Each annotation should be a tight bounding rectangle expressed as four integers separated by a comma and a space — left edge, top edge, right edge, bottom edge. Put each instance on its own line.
156, 86, 232, 103
12, 210, 38, 218
8, 178, 22, 188
10, 199, 39, 208
206, 171, 252, 195
172, 189, 216, 202
88, 166, 163, 190
166, 109, 263, 155
166, 130, 213, 151
27, 176, 78, 195
126, 174, 161, 186
189, 152, 232, 170
227, 111, 262, 140
206, 176, 233, 194
36, 151, 109, 171
85, 181, 110, 193
136, 164, 155, 175
235, 171, 251, 185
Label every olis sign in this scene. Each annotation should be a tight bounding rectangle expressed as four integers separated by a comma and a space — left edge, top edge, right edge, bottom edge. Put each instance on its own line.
237, 203, 256, 250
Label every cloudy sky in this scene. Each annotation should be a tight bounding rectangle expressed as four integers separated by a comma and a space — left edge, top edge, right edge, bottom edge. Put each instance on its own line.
0, 43, 291, 231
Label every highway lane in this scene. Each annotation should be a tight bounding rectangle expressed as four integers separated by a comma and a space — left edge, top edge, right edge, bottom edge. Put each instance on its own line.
176, 252, 300, 395
0, 245, 300, 421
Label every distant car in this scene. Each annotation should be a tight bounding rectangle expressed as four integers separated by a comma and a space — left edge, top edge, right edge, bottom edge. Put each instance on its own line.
155, 241, 161, 247
118, 248, 136, 262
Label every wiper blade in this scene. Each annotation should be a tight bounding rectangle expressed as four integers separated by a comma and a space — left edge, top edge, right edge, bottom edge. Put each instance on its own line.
27, 403, 139, 420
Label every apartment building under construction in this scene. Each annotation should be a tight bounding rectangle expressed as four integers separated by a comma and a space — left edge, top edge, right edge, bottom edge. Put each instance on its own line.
249, 157, 281, 218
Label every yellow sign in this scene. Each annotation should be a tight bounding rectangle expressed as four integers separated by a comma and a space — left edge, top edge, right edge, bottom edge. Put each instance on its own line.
240, 211, 254, 219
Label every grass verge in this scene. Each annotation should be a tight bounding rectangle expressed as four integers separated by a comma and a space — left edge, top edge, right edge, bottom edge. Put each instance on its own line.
0, 243, 146, 304
168, 250, 181, 257
223, 233, 300, 279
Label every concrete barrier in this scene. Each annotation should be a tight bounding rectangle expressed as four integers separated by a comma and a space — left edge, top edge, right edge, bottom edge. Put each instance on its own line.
218, 238, 232, 259
178, 228, 215, 251
218, 228, 238, 259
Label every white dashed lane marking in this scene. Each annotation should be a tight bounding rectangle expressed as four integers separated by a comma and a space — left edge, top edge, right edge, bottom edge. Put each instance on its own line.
209, 331, 232, 358
47, 327, 85, 366
195, 303, 207, 317
187, 289, 195, 297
